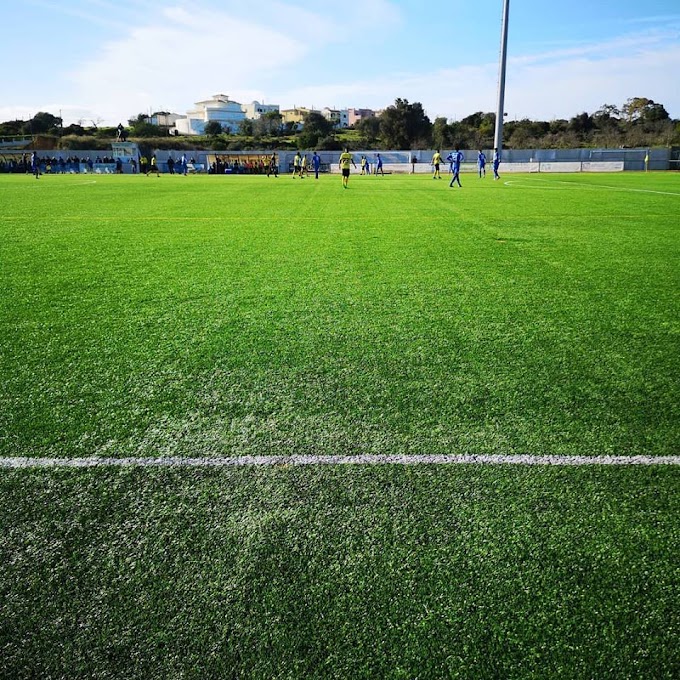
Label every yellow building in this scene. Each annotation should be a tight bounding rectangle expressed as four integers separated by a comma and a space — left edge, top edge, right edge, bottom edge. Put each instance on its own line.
280, 107, 314, 129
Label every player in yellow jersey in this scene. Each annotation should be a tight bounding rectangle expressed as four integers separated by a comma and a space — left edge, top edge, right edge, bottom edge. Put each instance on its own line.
431, 150, 443, 179
147, 154, 160, 177
338, 148, 357, 188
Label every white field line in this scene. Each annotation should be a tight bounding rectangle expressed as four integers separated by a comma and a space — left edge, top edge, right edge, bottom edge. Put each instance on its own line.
1, 454, 679, 469
505, 177, 680, 197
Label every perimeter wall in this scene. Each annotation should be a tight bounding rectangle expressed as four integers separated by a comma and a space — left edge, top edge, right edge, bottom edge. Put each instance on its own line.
1, 146, 673, 174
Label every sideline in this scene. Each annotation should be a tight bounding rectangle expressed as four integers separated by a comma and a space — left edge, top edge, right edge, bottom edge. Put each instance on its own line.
1, 454, 679, 468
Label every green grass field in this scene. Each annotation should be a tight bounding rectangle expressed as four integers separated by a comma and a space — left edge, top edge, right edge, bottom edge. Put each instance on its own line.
1, 171, 679, 677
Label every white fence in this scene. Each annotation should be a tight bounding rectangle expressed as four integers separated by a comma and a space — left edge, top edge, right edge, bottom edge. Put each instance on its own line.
490, 161, 625, 174
325, 160, 625, 174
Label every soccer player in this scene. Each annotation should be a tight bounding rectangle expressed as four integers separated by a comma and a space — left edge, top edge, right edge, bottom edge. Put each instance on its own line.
360, 155, 368, 175
293, 151, 302, 178
147, 154, 160, 177
446, 151, 455, 175
493, 148, 501, 180
449, 149, 464, 188
31, 151, 40, 179
431, 149, 443, 179
267, 152, 278, 177
300, 153, 307, 178
477, 150, 487, 178
374, 153, 384, 176
338, 148, 357, 188
312, 151, 321, 179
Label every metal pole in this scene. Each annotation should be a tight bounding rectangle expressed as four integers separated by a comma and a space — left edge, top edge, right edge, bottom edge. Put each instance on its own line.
494, 0, 510, 153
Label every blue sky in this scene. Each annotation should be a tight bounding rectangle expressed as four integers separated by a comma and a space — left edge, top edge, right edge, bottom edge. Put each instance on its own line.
1, 0, 679, 126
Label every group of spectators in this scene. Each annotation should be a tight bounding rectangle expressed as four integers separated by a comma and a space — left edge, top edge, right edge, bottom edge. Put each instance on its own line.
0, 153, 147, 174
208, 156, 272, 175
0, 154, 87, 173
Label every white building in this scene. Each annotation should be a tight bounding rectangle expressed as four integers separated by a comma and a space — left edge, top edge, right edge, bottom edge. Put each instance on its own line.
242, 101, 280, 120
145, 112, 185, 128
174, 94, 246, 135
322, 107, 349, 128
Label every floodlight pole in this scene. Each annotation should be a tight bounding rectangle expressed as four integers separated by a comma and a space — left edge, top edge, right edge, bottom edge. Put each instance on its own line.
494, 0, 510, 153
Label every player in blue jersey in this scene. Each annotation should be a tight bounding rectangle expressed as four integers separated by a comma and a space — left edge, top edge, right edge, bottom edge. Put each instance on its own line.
374, 153, 384, 176
312, 151, 321, 179
493, 148, 501, 180
449, 149, 463, 188
477, 150, 487, 178
31, 151, 40, 179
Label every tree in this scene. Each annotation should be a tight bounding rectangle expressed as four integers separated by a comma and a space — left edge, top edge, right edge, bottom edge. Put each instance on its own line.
26, 111, 62, 134
0, 119, 25, 136
239, 119, 254, 136
379, 98, 431, 149
356, 116, 381, 145
549, 119, 568, 135
297, 111, 335, 149
253, 111, 283, 137
127, 113, 163, 137
673, 122, 680, 145
204, 121, 223, 136
477, 113, 496, 141
568, 112, 594, 134
593, 103, 620, 122
622, 97, 669, 123
432, 117, 453, 150
62, 124, 86, 136
302, 112, 334, 138
460, 112, 484, 128
317, 135, 342, 151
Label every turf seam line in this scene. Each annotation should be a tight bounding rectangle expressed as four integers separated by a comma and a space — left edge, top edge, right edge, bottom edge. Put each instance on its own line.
1, 455, 679, 468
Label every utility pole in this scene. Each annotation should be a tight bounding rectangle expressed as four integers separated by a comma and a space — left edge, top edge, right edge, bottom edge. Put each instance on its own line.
494, 0, 510, 153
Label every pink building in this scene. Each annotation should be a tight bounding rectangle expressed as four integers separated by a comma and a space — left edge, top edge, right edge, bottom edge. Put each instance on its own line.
347, 108, 377, 126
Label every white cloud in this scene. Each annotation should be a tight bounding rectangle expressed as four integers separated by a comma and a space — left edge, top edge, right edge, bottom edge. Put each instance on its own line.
57, 1, 406, 125
274, 31, 680, 121
66, 5, 306, 124
504, 44, 680, 120
5, 4, 678, 127
509, 29, 678, 66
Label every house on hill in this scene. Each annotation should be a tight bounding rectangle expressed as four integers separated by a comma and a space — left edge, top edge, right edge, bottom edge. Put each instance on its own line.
175, 94, 246, 135
243, 101, 280, 120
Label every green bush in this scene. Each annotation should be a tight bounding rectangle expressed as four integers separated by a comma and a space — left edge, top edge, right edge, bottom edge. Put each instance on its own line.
57, 136, 110, 151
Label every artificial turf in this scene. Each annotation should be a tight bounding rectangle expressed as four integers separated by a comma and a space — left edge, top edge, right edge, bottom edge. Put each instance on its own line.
1, 172, 678, 457
1, 465, 678, 679
0, 171, 679, 678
